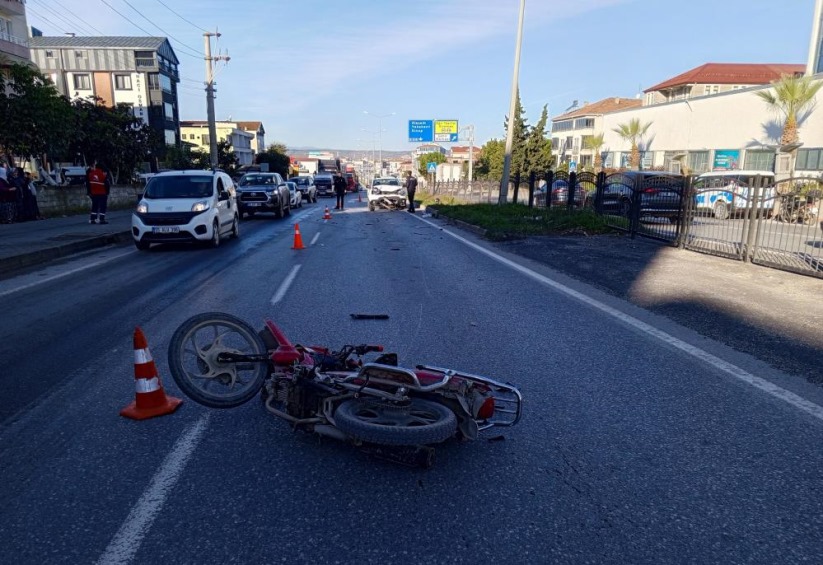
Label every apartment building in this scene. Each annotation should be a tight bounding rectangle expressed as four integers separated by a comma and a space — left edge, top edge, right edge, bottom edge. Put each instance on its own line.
235, 121, 265, 155
29, 36, 181, 145
448, 145, 481, 164
0, 0, 30, 65
643, 63, 805, 106
179, 121, 255, 166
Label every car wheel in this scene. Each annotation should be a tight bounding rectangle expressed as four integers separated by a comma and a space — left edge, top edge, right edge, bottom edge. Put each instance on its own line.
274, 199, 284, 219
368, 203, 375, 212
134, 239, 150, 251
210, 220, 220, 248
284, 200, 291, 217
713, 201, 729, 220
231, 215, 240, 239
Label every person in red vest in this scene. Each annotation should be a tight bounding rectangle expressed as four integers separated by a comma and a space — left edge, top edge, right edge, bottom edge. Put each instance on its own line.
86, 161, 111, 224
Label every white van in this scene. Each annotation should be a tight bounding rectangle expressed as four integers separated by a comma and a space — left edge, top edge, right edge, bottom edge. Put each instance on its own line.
693, 170, 775, 219
132, 170, 240, 250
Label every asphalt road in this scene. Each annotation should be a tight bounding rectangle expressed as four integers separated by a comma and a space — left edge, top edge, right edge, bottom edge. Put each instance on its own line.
1, 198, 822, 564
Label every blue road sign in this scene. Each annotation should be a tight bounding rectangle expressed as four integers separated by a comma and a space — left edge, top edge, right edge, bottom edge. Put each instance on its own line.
427, 162, 437, 173
409, 120, 434, 143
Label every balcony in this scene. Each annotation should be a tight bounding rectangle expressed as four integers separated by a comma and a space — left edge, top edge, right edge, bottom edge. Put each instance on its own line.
0, 30, 30, 62
0, 1, 26, 17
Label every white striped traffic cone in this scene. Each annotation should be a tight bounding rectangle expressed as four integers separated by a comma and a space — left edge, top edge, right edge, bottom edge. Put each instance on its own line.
120, 327, 183, 420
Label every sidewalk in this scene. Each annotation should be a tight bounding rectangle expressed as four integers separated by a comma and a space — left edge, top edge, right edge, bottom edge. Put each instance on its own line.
0, 210, 133, 276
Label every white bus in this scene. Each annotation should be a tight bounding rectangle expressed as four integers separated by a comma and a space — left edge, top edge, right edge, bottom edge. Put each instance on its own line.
693, 170, 775, 219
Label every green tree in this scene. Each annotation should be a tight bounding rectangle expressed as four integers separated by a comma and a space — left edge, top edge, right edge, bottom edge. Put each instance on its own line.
255, 143, 290, 177
524, 104, 552, 174
503, 89, 529, 176
417, 151, 446, 177
612, 118, 652, 170
475, 139, 505, 180
164, 144, 198, 170
584, 133, 606, 172
755, 74, 823, 146
0, 62, 72, 164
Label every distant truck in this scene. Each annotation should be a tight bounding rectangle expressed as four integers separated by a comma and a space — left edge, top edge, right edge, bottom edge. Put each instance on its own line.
319, 158, 341, 174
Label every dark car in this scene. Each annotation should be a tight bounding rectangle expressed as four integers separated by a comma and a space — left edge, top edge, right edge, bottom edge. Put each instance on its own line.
597, 171, 684, 222
535, 180, 588, 208
314, 174, 335, 198
236, 172, 291, 219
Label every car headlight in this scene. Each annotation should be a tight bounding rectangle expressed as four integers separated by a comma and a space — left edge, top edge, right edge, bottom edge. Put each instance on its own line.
136, 201, 148, 214
191, 200, 210, 213
400, 189, 407, 196
372, 188, 381, 195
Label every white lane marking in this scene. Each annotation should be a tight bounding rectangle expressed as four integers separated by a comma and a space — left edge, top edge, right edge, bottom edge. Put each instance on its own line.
310, 233, 320, 246
416, 216, 823, 422
0, 249, 134, 298
96, 414, 211, 565
271, 264, 301, 305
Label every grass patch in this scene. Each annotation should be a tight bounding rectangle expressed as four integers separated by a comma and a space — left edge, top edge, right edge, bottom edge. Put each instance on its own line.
428, 202, 613, 240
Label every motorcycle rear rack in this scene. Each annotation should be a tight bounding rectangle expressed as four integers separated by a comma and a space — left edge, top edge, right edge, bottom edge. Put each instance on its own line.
415, 365, 522, 429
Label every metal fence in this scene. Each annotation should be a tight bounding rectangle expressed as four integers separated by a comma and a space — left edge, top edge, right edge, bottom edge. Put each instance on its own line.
433, 171, 823, 279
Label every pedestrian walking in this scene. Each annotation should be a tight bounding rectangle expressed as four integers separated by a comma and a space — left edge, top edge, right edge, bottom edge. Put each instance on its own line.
86, 162, 111, 224
0, 167, 18, 223
333, 173, 347, 210
405, 172, 418, 213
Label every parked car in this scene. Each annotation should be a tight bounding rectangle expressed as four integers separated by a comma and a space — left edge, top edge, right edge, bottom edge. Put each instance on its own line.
314, 174, 335, 198
598, 171, 684, 222
368, 177, 407, 211
131, 170, 240, 250
285, 181, 303, 209
288, 176, 317, 203
692, 170, 776, 220
235, 172, 291, 219
534, 180, 588, 207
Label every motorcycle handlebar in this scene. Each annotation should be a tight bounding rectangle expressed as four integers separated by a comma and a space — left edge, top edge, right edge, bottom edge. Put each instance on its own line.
354, 344, 384, 355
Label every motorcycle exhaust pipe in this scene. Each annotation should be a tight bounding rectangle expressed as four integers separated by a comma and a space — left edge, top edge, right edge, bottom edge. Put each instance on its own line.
313, 424, 348, 442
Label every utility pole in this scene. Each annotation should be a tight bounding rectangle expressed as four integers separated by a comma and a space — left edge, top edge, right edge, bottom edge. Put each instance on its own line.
500, 0, 526, 204
204, 32, 230, 169
467, 124, 475, 192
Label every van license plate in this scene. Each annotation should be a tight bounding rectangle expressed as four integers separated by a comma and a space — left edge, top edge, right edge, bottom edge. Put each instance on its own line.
152, 227, 180, 234
247, 202, 262, 207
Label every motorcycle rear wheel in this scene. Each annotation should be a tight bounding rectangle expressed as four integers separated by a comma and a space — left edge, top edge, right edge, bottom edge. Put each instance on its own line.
168, 312, 268, 408
334, 398, 457, 446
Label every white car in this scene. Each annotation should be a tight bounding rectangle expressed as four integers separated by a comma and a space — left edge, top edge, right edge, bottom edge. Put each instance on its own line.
286, 181, 303, 209
368, 177, 407, 211
132, 170, 240, 250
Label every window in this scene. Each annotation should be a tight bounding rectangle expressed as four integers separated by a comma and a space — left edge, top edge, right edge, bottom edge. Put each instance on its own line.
114, 75, 132, 90
641, 152, 655, 170
796, 148, 823, 170
743, 150, 776, 171
580, 155, 593, 167
164, 130, 176, 145
135, 51, 155, 68
202, 134, 210, 146
159, 74, 172, 93
45, 50, 55, 59
551, 138, 559, 150
688, 151, 710, 173
147, 73, 160, 90
164, 102, 174, 119
74, 50, 87, 59
551, 120, 574, 133
574, 118, 594, 129
581, 135, 593, 150
73, 74, 91, 90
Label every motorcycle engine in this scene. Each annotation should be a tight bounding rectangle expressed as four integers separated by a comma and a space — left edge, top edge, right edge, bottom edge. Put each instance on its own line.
268, 377, 323, 420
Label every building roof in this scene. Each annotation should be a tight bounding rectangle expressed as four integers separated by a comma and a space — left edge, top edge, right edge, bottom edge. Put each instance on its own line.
29, 36, 179, 64
553, 98, 642, 121
236, 121, 264, 133
645, 63, 806, 92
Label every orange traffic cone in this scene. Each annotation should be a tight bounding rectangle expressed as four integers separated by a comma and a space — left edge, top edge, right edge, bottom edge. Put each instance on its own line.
292, 223, 305, 250
323, 207, 332, 221
121, 327, 183, 420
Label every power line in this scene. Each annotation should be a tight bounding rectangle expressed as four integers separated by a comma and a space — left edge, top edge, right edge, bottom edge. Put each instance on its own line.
25, 5, 71, 34
98, 0, 201, 61
33, 0, 104, 35
119, 0, 202, 58
154, 0, 210, 33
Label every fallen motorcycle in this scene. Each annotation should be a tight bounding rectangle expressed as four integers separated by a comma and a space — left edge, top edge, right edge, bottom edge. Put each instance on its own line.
167, 312, 522, 468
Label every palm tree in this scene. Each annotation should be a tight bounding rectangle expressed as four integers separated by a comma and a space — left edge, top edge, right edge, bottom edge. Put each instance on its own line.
584, 133, 605, 172
755, 74, 823, 146
612, 118, 652, 170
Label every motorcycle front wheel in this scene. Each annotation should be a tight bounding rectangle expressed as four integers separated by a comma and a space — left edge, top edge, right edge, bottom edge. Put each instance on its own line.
168, 312, 268, 408
334, 398, 457, 446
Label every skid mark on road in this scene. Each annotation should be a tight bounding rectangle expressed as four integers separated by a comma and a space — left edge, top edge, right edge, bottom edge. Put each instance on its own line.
96, 414, 211, 565
415, 216, 823, 423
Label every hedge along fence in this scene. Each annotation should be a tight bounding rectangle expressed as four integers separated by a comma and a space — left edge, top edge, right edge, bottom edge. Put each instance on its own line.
36, 185, 142, 217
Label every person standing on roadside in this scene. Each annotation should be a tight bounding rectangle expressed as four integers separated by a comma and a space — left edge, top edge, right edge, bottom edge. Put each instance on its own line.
86, 161, 111, 224
22, 172, 43, 220
333, 173, 347, 210
0, 167, 18, 223
405, 171, 418, 213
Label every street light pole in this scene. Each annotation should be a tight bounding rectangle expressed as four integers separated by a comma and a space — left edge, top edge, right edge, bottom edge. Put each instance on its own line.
364, 111, 395, 177
500, 0, 526, 204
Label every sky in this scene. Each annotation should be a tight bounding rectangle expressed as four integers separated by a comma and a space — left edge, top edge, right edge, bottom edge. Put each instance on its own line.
25, 0, 819, 154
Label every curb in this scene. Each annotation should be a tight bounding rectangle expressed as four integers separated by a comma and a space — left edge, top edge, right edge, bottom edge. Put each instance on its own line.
424, 206, 489, 238
0, 230, 133, 276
